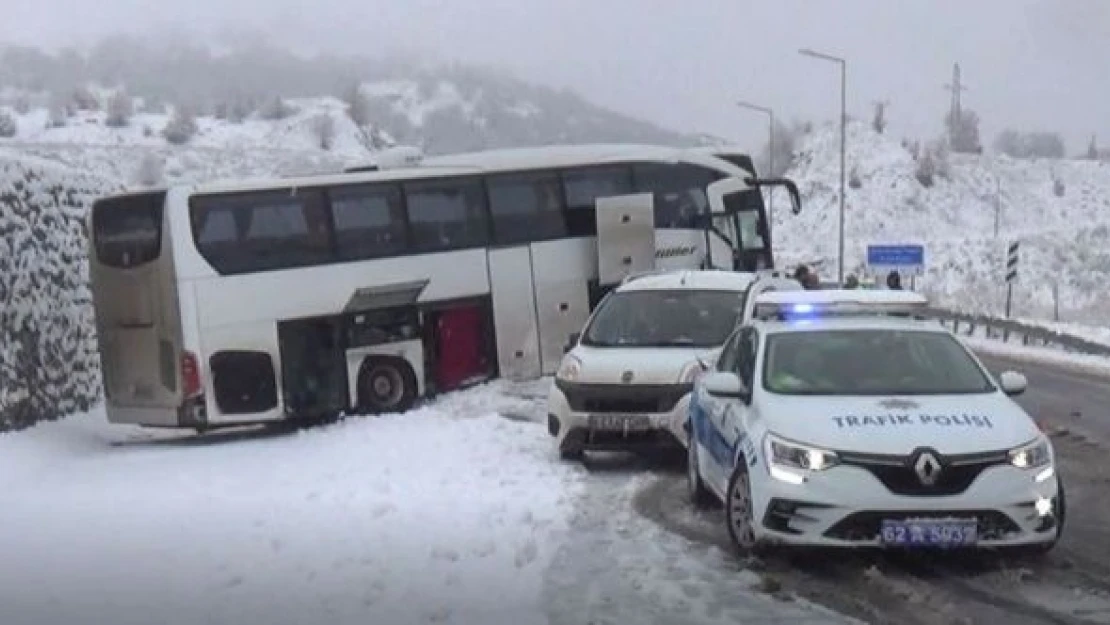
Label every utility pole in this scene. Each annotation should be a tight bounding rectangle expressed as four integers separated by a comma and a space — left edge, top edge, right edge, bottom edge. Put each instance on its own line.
993, 176, 1002, 237
799, 48, 848, 286
943, 63, 968, 147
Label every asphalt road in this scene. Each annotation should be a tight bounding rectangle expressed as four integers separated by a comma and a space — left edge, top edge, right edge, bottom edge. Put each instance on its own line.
631, 349, 1110, 625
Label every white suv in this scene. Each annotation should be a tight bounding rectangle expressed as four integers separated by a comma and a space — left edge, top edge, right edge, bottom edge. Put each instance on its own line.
547, 270, 800, 460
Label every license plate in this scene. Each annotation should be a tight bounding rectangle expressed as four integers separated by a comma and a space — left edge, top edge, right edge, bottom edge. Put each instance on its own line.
588, 414, 652, 431
880, 519, 978, 547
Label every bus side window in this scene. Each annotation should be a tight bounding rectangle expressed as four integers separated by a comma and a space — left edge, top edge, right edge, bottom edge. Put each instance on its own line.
189, 188, 330, 274
560, 166, 633, 237
329, 183, 408, 260
403, 177, 489, 252
486, 171, 567, 245
631, 163, 722, 229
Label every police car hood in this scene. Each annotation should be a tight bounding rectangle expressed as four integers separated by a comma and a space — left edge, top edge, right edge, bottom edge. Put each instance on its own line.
571, 345, 719, 385
760, 392, 1040, 455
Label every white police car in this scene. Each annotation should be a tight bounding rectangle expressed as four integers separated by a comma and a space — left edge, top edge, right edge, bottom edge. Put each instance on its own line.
548, 270, 801, 460
687, 289, 1065, 554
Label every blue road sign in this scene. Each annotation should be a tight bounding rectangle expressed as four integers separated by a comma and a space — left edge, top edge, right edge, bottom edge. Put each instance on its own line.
866, 244, 925, 277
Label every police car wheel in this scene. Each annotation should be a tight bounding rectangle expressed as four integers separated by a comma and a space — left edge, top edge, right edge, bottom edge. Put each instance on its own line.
687, 437, 714, 508
725, 464, 765, 555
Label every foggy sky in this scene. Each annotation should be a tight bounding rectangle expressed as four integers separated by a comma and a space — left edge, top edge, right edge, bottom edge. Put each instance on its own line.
7, 0, 1109, 151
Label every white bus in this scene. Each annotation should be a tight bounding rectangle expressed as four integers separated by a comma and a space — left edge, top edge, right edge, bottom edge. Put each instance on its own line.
87, 143, 801, 431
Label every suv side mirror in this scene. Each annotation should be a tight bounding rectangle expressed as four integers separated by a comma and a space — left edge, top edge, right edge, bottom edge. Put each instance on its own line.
563, 332, 581, 354
703, 371, 750, 402
998, 370, 1027, 396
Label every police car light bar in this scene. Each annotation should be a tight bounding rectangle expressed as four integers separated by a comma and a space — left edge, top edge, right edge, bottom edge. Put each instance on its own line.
752, 289, 929, 320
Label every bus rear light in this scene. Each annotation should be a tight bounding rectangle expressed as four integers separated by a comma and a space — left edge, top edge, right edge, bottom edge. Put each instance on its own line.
181, 351, 203, 399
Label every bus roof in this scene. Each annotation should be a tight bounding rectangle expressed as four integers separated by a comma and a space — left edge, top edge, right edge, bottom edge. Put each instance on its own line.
420, 143, 725, 171
120, 143, 754, 199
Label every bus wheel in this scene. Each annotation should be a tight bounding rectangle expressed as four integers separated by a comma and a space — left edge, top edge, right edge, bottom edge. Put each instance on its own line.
357, 356, 418, 415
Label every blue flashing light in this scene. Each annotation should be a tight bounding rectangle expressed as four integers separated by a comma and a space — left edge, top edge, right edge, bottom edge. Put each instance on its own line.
791, 303, 815, 314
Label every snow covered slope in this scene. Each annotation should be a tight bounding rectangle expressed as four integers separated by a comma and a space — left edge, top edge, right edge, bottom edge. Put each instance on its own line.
776, 121, 1110, 324
0, 150, 121, 429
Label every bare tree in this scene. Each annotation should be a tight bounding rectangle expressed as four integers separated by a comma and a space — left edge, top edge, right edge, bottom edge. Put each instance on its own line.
105, 91, 134, 127
0, 111, 16, 138
871, 101, 888, 134
345, 84, 371, 127
259, 96, 295, 121
915, 146, 936, 187
134, 153, 165, 186
946, 108, 982, 154
312, 113, 336, 150
72, 86, 100, 110
1088, 135, 1099, 160
47, 97, 68, 127
162, 106, 198, 145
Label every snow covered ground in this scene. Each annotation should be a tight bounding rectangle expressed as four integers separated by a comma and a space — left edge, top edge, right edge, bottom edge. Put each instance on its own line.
777, 121, 1110, 325
0, 380, 842, 625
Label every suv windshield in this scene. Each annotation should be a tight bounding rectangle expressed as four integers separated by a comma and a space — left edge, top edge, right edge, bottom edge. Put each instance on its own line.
582, 289, 745, 348
763, 329, 996, 396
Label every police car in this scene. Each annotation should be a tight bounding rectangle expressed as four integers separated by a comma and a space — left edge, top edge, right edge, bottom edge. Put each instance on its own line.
686, 289, 1065, 554
548, 270, 802, 460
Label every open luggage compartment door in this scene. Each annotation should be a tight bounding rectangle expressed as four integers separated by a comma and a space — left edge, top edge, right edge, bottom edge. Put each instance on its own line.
595, 193, 657, 286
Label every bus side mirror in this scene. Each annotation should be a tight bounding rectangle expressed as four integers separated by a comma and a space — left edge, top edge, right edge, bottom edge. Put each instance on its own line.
744, 177, 802, 215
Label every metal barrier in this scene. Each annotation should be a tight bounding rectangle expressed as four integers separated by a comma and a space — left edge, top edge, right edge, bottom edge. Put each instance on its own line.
924, 307, 1110, 358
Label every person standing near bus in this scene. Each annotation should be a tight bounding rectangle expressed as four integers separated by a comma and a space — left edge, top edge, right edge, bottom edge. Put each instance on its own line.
886, 270, 903, 290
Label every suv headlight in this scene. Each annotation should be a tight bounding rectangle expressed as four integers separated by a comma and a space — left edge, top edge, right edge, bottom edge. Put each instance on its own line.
1009, 436, 1052, 469
556, 355, 581, 382
764, 432, 840, 474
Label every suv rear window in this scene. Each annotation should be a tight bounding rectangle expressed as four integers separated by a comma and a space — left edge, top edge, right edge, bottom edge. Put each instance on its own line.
91, 191, 167, 268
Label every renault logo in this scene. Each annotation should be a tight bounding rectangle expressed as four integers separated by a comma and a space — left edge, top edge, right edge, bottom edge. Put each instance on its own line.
914, 451, 943, 486
620, 370, 634, 383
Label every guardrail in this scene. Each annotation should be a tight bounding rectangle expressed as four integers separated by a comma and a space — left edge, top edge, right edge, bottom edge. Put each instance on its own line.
924, 307, 1110, 359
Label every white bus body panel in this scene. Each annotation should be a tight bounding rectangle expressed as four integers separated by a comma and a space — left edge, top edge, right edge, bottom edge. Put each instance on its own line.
488, 247, 543, 381
596, 193, 657, 286
188, 249, 491, 329
530, 239, 594, 375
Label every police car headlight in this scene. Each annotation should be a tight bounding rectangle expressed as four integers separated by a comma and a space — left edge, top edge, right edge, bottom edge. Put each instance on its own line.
1009, 437, 1051, 469
765, 433, 840, 472
556, 356, 582, 382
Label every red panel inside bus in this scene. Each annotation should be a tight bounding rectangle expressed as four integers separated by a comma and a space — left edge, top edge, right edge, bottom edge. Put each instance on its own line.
434, 304, 488, 392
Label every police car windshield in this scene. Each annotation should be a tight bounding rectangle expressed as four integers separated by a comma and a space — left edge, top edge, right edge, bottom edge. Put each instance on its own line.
582, 289, 745, 348
762, 329, 996, 396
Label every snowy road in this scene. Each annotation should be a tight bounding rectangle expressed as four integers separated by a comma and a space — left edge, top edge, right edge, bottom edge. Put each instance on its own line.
0, 378, 842, 625
6, 349, 1110, 625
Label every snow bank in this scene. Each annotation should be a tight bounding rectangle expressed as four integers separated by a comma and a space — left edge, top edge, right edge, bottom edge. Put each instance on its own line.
963, 335, 1110, 379
0, 383, 584, 625
0, 153, 121, 430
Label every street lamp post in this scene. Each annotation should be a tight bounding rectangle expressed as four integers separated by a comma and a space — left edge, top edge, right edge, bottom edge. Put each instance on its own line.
735, 100, 775, 220
799, 48, 848, 286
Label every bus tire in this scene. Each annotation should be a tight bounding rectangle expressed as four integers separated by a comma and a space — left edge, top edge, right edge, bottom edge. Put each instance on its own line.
357, 356, 418, 415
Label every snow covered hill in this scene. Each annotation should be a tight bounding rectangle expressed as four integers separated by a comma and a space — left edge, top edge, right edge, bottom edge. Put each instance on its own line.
776, 121, 1110, 324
